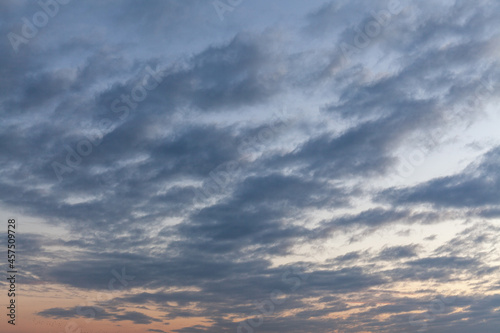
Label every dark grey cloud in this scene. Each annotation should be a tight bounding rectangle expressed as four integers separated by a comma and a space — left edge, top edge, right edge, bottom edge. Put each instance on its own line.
113, 311, 162, 325
37, 306, 113, 320
38, 306, 161, 324
378, 244, 420, 260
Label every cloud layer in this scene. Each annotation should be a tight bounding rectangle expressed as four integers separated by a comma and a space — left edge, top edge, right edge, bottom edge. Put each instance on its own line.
1, 0, 499, 332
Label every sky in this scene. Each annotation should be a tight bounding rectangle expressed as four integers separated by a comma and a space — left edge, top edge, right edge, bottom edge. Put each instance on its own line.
0, 0, 500, 332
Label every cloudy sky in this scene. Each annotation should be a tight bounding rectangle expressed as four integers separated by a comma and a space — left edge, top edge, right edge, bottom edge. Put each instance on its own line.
1, 0, 500, 332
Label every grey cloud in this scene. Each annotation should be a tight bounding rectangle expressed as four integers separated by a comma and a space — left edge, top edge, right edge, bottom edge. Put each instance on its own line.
379, 146, 500, 208
378, 244, 420, 260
